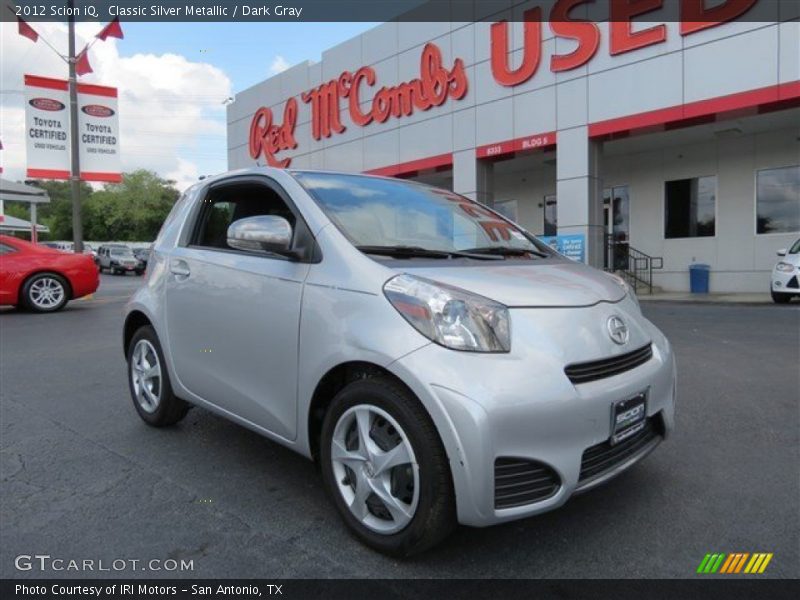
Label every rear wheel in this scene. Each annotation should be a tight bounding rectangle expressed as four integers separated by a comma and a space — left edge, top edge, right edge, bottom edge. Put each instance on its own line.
22, 272, 69, 312
127, 326, 189, 426
771, 290, 792, 304
320, 377, 456, 557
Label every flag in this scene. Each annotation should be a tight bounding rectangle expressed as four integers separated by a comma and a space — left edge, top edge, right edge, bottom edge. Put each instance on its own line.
76, 49, 93, 76
17, 17, 39, 42
96, 17, 124, 41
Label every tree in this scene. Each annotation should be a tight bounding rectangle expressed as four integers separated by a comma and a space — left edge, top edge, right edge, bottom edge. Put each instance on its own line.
83, 170, 180, 241
4, 171, 179, 241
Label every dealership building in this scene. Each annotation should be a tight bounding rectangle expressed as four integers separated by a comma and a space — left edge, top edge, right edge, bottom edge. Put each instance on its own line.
227, 5, 800, 293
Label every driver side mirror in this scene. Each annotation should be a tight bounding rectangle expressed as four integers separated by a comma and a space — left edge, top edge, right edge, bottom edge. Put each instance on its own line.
777, 249, 787, 257
227, 215, 295, 258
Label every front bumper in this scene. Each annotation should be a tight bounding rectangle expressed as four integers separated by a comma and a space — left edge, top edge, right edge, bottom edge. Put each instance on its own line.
389, 301, 676, 527
771, 268, 799, 294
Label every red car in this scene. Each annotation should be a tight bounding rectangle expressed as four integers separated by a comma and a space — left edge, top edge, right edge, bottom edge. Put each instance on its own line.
0, 235, 99, 312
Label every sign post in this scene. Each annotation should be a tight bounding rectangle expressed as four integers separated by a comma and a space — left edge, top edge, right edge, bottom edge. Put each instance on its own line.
67, 1, 83, 253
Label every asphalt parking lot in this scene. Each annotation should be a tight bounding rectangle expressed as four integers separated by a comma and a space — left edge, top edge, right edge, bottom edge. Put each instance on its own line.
1, 274, 798, 579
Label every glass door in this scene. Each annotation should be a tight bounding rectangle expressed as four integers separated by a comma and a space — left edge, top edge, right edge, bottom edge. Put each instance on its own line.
603, 186, 630, 271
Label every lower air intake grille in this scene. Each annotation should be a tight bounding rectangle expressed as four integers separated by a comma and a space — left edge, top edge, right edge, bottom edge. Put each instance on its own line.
565, 344, 653, 385
494, 458, 560, 509
578, 417, 661, 483
787, 275, 798, 289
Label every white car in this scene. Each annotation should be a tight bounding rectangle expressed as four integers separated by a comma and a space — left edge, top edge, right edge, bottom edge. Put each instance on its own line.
771, 239, 800, 303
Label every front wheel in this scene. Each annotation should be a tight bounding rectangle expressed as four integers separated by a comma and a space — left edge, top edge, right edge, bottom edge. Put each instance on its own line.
320, 377, 456, 557
127, 326, 189, 426
771, 290, 792, 304
22, 272, 69, 312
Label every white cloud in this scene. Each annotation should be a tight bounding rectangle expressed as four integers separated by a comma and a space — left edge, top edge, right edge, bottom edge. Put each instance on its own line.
269, 55, 290, 75
0, 21, 232, 191
164, 157, 202, 192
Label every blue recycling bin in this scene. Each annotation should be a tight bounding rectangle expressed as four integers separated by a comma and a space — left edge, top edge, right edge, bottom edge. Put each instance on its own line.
689, 263, 710, 294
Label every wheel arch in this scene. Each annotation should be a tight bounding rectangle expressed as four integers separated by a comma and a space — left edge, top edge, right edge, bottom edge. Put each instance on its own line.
123, 310, 153, 357
307, 361, 442, 464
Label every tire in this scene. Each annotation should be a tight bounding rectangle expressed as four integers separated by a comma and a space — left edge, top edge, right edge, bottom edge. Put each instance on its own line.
320, 377, 456, 557
21, 272, 69, 313
126, 325, 189, 427
771, 290, 792, 304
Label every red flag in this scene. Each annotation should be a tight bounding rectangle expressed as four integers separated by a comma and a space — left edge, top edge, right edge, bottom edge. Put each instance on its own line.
96, 17, 124, 41
75, 49, 93, 76
17, 17, 39, 42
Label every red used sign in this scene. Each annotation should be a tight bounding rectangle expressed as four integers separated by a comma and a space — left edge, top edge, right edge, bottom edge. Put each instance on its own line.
490, 0, 758, 86
247, 0, 758, 167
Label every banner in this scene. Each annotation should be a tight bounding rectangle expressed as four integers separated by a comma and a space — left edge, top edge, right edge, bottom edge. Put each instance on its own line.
539, 234, 586, 263
24, 75, 121, 183
77, 83, 122, 182
24, 75, 70, 180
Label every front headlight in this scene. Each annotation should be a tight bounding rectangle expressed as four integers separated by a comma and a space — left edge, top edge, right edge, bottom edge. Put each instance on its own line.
383, 274, 510, 352
776, 262, 795, 273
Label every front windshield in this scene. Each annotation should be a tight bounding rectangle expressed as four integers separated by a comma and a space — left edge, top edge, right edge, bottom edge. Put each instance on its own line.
293, 171, 551, 256
789, 239, 800, 254
111, 248, 133, 257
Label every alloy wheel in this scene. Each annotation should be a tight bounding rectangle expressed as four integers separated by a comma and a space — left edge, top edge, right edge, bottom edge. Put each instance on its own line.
29, 277, 65, 310
330, 404, 419, 534
130, 339, 162, 413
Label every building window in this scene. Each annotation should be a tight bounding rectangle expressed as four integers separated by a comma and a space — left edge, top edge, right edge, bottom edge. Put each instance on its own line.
543, 195, 557, 236
756, 165, 800, 234
664, 176, 716, 238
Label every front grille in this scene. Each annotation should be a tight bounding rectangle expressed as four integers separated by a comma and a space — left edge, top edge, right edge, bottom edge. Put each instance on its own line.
578, 417, 661, 483
564, 343, 653, 385
787, 275, 798, 289
494, 458, 560, 509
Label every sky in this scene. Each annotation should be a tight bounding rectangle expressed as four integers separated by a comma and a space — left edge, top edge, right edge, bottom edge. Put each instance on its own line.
0, 21, 376, 190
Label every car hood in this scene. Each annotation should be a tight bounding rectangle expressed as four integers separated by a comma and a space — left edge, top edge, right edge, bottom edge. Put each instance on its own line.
777, 253, 800, 266
398, 260, 626, 307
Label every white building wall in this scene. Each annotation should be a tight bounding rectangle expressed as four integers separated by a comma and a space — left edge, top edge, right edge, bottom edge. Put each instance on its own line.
603, 128, 800, 293
227, 11, 800, 293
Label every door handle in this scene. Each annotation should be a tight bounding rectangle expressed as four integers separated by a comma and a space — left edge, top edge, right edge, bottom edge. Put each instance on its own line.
170, 259, 191, 278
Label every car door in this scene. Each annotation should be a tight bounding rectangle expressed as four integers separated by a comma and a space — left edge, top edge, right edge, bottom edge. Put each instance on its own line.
0, 241, 21, 304
164, 176, 312, 441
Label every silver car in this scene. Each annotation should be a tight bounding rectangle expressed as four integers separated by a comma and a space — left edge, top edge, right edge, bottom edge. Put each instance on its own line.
123, 168, 676, 556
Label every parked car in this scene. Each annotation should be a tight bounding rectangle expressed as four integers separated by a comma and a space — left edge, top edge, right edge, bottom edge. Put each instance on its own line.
133, 246, 152, 270
122, 168, 676, 556
98, 244, 142, 275
39, 241, 71, 252
770, 238, 800, 303
0, 234, 99, 312
81, 243, 98, 262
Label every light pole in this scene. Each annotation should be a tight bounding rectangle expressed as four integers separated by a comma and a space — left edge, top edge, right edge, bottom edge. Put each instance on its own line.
67, 0, 83, 253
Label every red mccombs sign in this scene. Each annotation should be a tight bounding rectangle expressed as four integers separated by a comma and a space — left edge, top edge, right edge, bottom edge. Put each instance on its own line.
248, 0, 758, 167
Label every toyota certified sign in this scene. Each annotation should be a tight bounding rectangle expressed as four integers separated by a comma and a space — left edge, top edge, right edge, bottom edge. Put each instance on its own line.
24, 75, 71, 179
24, 74, 122, 183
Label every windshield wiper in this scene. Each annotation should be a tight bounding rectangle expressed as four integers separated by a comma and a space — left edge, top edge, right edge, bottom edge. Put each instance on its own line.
461, 246, 549, 258
356, 245, 502, 260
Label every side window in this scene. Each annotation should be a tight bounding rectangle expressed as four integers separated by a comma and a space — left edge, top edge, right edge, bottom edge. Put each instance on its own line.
0, 243, 17, 255
191, 181, 298, 252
